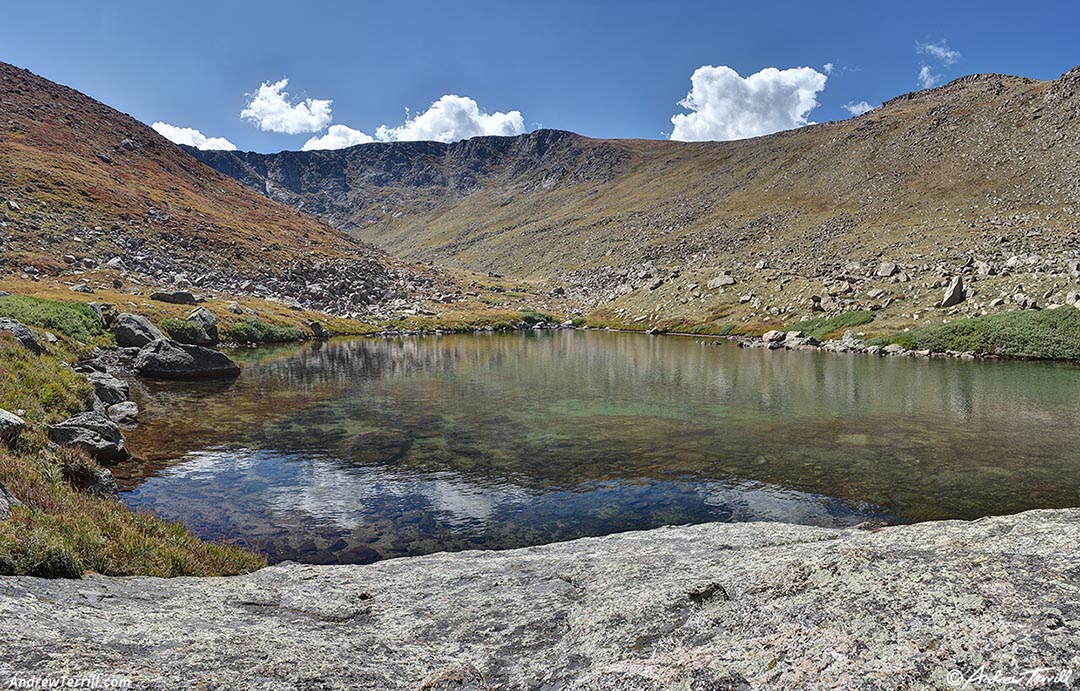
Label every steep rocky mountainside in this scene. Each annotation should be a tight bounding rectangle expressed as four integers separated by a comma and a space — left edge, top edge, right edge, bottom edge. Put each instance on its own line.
0, 62, 450, 316
195, 67, 1080, 328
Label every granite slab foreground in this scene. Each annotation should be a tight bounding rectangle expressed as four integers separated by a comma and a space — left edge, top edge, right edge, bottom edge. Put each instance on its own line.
2, 509, 1078, 690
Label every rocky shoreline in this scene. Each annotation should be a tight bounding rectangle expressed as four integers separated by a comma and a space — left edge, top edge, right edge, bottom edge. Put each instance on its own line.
1, 508, 1078, 690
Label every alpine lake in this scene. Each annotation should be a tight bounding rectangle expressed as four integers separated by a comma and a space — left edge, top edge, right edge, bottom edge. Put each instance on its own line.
112, 330, 1080, 564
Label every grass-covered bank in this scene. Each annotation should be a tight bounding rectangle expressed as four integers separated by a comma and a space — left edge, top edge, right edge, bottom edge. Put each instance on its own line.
870, 307, 1080, 360
0, 298, 265, 578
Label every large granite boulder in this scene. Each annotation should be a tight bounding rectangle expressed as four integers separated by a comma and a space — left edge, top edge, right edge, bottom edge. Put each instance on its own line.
0, 510, 1079, 688
0, 409, 26, 443
47, 412, 129, 463
113, 313, 165, 348
0, 318, 42, 354
134, 339, 240, 380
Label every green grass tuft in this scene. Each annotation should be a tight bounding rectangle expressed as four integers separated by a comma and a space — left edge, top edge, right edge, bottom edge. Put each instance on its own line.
161, 317, 208, 345
225, 316, 304, 344
0, 295, 104, 342
786, 310, 875, 340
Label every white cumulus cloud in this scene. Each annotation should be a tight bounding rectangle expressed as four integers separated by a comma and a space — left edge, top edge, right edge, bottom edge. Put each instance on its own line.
917, 40, 961, 65
240, 78, 333, 134
151, 121, 237, 150
843, 101, 875, 116
823, 63, 834, 75
374, 94, 525, 143
917, 65, 939, 89
669, 65, 828, 142
302, 124, 375, 151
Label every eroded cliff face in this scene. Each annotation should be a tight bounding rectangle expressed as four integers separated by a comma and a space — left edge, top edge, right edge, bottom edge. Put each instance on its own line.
2, 508, 1078, 689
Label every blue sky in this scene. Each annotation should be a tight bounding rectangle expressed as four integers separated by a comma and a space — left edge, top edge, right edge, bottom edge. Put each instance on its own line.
3, 0, 1078, 152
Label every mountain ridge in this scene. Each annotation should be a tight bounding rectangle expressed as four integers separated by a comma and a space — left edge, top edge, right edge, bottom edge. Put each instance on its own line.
192, 65, 1080, 327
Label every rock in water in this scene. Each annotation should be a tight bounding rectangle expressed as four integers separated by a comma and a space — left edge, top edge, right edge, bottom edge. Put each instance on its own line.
0, 318, 43, 354
941, 276, 966, 308
309, 321, 330, 340
106, 401, 139, 426
0, 409, 26, 442
47, 412, 130, 463
134, 339, 240, 380
85, 371, 129, 406
113, 313, 165, 348
186, 307, 219, 345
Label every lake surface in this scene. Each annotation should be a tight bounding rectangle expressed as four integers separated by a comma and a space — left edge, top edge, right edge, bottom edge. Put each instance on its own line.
115, 330, 1080, 564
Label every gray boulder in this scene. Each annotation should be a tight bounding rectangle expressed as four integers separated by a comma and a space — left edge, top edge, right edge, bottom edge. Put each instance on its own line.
706, 273, 736, 289
876, 261, 898, 277
309, 321, 330, 340
150, 291, 197, 306
113, 313, 165, 348
66, 465, 119, 499
0, 482, 20, 519
85, 371, 129, 406
186, 307, 219, 345
134, 339, 240, 380
0, 318, 43, 354
47, 412, 130, 464
0, 409, 26, 443
940, 276, 966, 308
106, 401, 139, 426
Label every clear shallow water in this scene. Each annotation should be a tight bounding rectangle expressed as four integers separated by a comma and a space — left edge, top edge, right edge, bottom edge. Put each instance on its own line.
116, 331, 1080, 564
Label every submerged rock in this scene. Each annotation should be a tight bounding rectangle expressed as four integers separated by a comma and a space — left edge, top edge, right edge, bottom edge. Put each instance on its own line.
1, 509, 1079, 688
113, 313, 165, 348
347, 430, 412, 465
134, 339, 240, 380
47, 412, 129, 464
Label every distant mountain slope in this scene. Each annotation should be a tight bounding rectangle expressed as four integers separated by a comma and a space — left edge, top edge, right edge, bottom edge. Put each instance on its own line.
193, 68, 1080, 321
0, 61, 443, 315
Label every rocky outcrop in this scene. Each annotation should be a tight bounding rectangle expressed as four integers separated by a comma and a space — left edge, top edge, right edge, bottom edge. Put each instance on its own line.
46, 412, 129, 464
0, 409, 25, 443
1, 509, 1078, 689
0, 318, 42, 354
0, 482, 20, 519
133, 339, 240, 380
186, 307, 219, 345
113, 313, 165, 348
